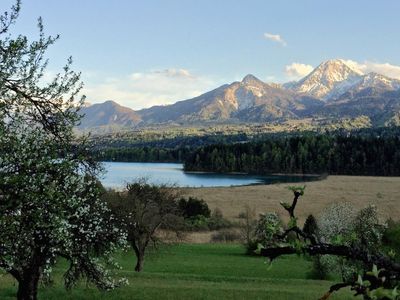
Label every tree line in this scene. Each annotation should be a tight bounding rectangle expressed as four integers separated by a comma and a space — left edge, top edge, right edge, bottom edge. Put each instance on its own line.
184, 134, 400, 176
96, 146, 193, 162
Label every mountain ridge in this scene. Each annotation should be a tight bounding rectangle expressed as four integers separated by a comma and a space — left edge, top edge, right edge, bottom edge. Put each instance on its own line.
79, 59, 400, 130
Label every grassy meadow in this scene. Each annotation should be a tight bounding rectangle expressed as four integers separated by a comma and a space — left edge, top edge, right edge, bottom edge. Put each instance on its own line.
0, 244, 354, 300
184, 175, 400, 224
2, 175, 398, 299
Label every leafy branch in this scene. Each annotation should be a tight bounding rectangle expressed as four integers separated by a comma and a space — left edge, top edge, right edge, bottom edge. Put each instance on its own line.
260, 187, 400, 299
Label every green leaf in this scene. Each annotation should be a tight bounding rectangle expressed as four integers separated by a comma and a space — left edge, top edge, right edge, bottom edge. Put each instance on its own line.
280, 201, 291, 210
357, 275, 364, 286
254, 243, 265, 255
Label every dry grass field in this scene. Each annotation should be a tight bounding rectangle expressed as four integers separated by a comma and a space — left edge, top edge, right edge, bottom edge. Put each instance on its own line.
183, 175, 400, 224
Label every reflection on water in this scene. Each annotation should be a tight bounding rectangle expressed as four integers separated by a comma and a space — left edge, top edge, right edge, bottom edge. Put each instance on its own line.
101, 162, 320, 188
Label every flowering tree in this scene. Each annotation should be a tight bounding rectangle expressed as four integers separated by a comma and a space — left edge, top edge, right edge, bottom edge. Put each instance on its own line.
0, 2, 126, 299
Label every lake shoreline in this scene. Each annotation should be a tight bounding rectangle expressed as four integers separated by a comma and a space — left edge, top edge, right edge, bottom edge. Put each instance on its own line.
100, 161, 322, 189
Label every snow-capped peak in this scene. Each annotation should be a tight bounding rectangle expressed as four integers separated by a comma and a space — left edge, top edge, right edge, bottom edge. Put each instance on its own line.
288, 59, 364, 99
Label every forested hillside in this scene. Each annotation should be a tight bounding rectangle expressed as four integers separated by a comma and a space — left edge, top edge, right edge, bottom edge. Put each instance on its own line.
184, 134, 400, 176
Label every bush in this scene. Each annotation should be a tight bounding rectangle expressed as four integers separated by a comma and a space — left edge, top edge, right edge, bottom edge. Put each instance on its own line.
211, 229, 241, 243
183, 208, 233, 231
239, 205, 257, 254
307, 255, 330, 280
208, 208, 232, 230
318, 203, 385, 281
185, 215, 210, 231
255, 212, 283, 247
303, 214, 318, 237
383, 219, 400, 261
179, 197, 211, 218
243, 212, 283, 254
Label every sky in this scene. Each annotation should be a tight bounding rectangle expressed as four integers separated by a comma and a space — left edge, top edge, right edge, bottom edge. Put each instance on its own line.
3, 0, 400, 110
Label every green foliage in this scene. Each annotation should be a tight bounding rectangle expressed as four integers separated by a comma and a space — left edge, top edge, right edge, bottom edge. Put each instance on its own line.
242, 212, 284, 253
184, 133, 400, 176
307, 255, 330, 280
183, 208, 232, 231
96, 146, 193, 163
287, 217, 298, 229
208, 209, 233, 231
318, 203, 386, 282
279, 201, 291, 210
288, 185, 306, 195
383, 219, 400, 261
303, 214, 318, 237
179, 197, 211, 218
352, 264, 400, 300
184, 215, 211, 231
0, 2, 126, 298
106, 180, 184, 272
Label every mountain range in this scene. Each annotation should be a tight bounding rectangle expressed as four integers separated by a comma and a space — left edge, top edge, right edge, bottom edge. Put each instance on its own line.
79, 59, 400, 130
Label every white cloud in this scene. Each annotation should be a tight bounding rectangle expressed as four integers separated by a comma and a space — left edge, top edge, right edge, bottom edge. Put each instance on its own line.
343, 60, 400, 80
285, 63, 314, 79
81, 68, 218, 110
263, 32, 287, 46
284, 59, 400, 81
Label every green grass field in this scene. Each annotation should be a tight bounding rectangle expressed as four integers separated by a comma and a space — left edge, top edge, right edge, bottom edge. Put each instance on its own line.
0, 244, 354, 299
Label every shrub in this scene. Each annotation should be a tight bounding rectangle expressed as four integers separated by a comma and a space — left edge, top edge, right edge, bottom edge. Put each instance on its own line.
179, 197, 211, 218
239, 205, 258, 254
303, 214, 318, 237
183, 208, 233, 231
383, 219, 400, 261
318, 203, 385, 281
244, 212, 283, 254
255, 212, 283, 247
208, 208, 233, 230
307, 255, 330, 280
185, 215, 210, 231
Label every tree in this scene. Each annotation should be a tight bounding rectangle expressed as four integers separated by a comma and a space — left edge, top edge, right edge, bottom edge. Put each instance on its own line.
239, 205, 257, 254
178, 197, 211, 219
107, 181, 184, 272
0, 2, 126, 299
259, 187, 400, 300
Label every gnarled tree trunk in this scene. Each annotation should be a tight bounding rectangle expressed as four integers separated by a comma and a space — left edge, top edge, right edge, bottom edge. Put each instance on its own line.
16, 268, 41, 300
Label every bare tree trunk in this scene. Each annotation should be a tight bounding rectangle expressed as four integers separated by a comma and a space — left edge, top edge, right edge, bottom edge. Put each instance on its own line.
16, 269, 40, 300
132, 243, 145, 272
135, 251, 145, 272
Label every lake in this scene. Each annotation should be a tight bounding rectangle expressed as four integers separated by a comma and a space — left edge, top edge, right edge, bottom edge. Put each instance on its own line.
100, 162, 319, 188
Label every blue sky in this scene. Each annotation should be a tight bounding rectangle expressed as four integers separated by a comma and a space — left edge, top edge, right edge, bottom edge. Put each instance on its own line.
3, 0, 400, 109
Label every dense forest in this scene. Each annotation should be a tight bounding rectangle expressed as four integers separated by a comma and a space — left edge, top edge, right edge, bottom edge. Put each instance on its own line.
95, 127, 400, 172
184, 134, 400, 176
96, 146, 192, 162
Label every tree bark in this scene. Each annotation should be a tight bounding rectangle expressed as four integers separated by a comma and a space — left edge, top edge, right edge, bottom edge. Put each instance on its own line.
135, 251, 145, 272
132, 243, 145, 272
16, 271, 40, 300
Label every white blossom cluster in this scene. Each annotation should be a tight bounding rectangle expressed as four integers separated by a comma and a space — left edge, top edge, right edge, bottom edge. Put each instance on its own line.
0, 121, 127, 289
318, 202, 386, 281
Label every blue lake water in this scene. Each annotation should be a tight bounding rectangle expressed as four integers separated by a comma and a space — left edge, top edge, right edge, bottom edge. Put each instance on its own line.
100, 162, 319, 188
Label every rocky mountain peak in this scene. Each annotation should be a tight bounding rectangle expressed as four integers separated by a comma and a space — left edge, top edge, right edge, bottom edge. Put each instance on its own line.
241, 74, 263, 85
289, 59, 363, 99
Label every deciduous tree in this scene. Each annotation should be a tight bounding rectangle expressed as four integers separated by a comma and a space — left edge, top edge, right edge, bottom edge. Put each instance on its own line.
0, 2, 126, 299
107, 180, 183, 272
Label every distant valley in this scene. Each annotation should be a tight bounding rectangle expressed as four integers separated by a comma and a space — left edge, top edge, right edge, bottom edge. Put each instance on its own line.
79, 59, 400, 132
